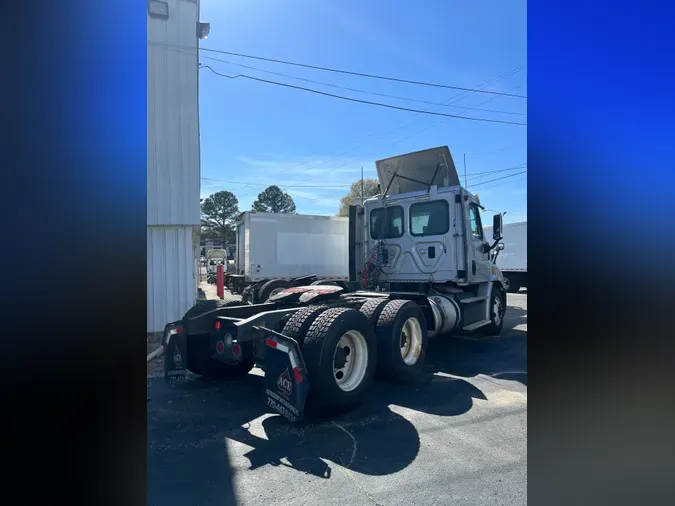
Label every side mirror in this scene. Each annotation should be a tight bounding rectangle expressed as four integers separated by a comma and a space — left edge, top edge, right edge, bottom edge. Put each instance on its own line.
497, 243, 505, 251
492, 214, 503, 241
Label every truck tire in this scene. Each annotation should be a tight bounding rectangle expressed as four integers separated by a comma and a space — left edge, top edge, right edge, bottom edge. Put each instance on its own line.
505, 276, 521, 293
374, 300, 428, 382
302, 307, 377, 414
480, 285, 506, 336
257, 279, 291, 304
281, 305, 330, 346
258, 279, 292, 302
359, 298, 390, 328
183, 299, 255, 381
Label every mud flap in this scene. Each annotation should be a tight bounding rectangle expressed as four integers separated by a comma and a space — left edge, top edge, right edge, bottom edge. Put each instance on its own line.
163, 326, 188, 381
262, 331, 310, 422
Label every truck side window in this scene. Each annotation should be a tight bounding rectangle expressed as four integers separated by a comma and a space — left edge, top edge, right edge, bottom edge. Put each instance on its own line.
410, 200, 450, 236
370, 206, 404, 239
469, 204, 484, 240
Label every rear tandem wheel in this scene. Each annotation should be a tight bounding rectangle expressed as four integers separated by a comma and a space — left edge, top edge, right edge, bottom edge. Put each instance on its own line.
300, 307, 377, 414
374, 299, 428, 382
281, 305, 330, 346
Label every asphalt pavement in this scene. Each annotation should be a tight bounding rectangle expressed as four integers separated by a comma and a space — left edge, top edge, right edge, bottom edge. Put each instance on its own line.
147, 291, 527, 506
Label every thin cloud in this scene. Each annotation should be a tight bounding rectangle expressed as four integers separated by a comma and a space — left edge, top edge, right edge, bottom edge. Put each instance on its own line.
203, 153, 379, 214
285, 188, 341, 208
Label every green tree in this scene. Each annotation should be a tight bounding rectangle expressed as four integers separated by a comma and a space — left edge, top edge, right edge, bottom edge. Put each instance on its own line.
337, 178, 380, 216
252, 185, 297, 214
200, 190, 240, 244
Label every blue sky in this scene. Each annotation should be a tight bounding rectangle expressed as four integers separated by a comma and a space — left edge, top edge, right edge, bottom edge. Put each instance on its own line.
198, 0, 526, 223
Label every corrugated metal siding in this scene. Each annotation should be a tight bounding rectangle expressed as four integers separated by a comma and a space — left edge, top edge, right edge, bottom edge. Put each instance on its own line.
147, 0, 201, 332
147, 0, 200, 226
147, 227, 197, 332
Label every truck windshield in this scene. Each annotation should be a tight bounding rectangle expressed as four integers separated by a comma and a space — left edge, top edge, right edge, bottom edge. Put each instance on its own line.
370, 206, 404, 239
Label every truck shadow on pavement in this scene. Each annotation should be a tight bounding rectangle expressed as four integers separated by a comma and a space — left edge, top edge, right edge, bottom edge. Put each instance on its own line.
147, 303, 527, 502
431, 305, 528, 386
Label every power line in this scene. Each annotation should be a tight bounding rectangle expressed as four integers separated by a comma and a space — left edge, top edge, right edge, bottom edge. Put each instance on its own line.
271, 83, 526, 191
195, 52, 526, 117
234, 66, 526, 197
276, 66, 526, 183
201, 165, 526, 200
157, 42, 527, 193
198, 63, 526, 193
469, 170, 527, 188
200, 177, 349, 188
200, 65, 527, 127
465, 164, 527, 180
282, 82, 528, 189
295, 82, 528, 188
471, 175, 528, 193
200, 47, 528, 99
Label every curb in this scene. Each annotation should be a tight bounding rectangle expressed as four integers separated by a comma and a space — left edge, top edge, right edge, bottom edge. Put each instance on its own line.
147, 345, 164, 363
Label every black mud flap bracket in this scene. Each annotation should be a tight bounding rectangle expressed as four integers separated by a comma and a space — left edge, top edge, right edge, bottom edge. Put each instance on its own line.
163, 323, 188, 380
261, 328, 310, 422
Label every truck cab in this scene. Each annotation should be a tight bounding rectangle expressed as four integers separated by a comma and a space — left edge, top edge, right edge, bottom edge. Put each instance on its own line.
356, 147, 505, 287
363, 186, 494, 287
352, 146, 508, 333
206, 249, 228, 274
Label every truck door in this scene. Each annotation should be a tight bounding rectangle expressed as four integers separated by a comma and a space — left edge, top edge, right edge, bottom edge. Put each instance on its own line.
406, 200, 450, 275
467, 200, 492, 282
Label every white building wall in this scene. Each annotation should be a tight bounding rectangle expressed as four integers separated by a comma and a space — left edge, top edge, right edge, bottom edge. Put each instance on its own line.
147, 0, 202, 331
147, 0, 201, 226
147, 227, 198, 332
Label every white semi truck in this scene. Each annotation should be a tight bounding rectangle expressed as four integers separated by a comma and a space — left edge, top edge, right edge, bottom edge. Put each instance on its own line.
164, 146, 509, 421
484, 221, 527, 292
206, 248, 228, 273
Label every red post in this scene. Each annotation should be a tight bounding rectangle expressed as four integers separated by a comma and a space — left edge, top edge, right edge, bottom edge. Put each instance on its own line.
216, 264, 224, 299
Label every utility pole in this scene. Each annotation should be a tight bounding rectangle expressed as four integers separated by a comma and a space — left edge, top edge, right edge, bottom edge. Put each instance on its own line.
463, 153, 468, 188
361, 167, 364, 206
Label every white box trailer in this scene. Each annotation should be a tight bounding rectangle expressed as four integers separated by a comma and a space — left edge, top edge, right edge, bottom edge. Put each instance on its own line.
231, 212, 350, 302
485, 221, 527, 292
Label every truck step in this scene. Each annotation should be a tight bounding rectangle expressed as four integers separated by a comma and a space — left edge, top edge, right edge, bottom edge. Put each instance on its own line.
462, 319, 491, 331
459, 296, 488, 304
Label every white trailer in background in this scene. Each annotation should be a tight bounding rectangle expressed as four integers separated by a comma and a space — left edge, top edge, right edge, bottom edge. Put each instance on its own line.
485, 221, 527, 292
229, 212, 350, 302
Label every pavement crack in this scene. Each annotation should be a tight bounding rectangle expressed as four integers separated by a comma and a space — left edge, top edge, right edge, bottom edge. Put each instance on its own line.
331, 421, 383, 506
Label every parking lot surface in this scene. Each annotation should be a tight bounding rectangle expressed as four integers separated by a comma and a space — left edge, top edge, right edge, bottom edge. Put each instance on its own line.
148, 292, 527, 506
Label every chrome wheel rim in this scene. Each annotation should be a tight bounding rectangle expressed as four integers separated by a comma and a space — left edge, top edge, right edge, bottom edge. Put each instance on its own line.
400, 317, 423, 366
333, 330, 369, 392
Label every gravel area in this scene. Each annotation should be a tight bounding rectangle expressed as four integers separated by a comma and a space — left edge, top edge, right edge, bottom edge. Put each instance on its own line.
147, 332, 164, 356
